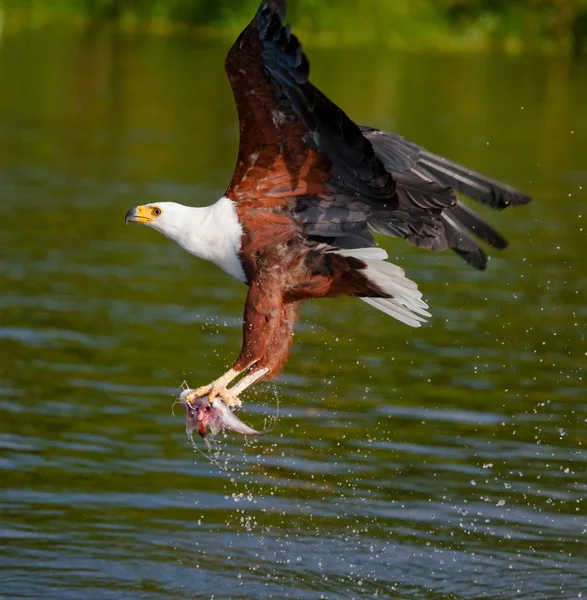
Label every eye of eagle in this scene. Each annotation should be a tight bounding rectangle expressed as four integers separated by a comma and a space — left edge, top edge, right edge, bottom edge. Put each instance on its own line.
152, 207, 162, 217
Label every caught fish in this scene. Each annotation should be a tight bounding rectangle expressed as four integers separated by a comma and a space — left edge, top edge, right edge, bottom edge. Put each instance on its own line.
180, 389, 262, 438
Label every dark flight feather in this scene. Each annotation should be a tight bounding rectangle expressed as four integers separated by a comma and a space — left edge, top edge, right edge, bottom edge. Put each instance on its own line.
360, 127, 531, 209
361, 126, 530, 268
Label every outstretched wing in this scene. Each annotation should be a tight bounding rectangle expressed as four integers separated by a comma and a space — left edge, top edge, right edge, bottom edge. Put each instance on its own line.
361, 127, 531, 269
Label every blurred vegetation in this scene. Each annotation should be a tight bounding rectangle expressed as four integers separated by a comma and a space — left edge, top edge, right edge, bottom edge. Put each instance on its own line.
1, 0, 587, 54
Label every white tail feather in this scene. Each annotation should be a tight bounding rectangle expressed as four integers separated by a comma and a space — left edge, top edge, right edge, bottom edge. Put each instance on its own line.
361, 297, 427, 327
332, 247, 431, 328
332, 247, 390, 261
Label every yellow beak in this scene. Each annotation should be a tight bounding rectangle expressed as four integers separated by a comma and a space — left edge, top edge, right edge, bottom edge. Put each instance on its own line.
125, 205, 152, 224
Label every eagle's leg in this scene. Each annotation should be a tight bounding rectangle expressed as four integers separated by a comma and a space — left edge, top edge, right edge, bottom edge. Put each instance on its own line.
226, 303, 298, 397
186, 273, 286, 409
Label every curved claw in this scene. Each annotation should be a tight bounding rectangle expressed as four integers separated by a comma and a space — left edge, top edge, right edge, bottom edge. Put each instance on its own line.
180, 390, 261, 439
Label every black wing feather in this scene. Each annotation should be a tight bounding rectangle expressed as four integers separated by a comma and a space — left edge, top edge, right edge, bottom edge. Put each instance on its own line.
360, 126, 531, 209
362, 126, 531, 269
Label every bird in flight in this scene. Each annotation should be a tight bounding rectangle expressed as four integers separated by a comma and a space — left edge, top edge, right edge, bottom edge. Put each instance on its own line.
125, 0, 530, 436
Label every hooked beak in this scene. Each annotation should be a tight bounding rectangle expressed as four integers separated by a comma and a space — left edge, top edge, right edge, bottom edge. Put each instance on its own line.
125, 205, 151, 224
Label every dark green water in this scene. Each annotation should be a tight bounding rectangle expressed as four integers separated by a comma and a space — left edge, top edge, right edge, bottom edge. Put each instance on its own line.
1, 27, 586, 599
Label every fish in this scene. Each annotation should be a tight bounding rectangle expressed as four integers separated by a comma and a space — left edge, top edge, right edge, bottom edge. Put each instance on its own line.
180, 389, 263, 438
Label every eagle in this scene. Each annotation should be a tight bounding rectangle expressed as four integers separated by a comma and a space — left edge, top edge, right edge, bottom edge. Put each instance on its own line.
125, 0, 530, 434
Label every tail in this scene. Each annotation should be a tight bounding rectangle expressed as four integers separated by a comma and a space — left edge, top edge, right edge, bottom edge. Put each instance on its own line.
333, 248, 431, 328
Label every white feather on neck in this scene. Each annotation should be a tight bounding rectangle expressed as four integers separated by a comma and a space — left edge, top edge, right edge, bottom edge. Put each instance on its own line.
145, 197, 246, 282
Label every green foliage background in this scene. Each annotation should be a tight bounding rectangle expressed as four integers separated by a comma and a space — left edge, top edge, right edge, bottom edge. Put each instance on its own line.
1, 0, 587, 53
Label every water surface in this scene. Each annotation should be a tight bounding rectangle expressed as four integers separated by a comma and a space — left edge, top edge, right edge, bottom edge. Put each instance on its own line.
1, 28, 586, 599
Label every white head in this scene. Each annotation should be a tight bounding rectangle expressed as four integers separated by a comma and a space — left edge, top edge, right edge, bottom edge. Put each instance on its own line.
125, 199, 246, 282
124, 202, 191, 239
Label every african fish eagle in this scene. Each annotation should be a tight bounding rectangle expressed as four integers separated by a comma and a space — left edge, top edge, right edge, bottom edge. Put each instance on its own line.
125, 0, 530, 416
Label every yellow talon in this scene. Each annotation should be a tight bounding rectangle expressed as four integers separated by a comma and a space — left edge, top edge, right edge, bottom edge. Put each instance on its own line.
184, 368, 242, 406
185, 383, 242, 409
185, 384, 213, 406
208, 385, 242, 409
